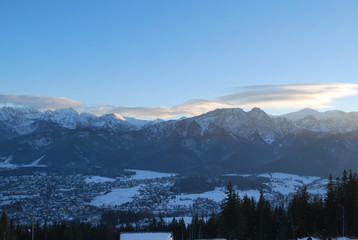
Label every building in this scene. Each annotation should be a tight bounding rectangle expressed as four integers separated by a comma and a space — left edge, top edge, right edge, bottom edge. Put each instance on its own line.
120, 232, 173, 240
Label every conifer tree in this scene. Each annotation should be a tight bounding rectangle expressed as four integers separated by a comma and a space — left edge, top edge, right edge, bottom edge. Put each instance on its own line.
219, 182, 241, 240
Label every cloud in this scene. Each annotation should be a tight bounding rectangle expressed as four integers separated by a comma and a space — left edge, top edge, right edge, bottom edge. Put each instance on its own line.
91, 83, 358, 119
0, 94, 83, 110
84, 100, 236, 119
3, 83, 358, 119
218, 83, 358, 109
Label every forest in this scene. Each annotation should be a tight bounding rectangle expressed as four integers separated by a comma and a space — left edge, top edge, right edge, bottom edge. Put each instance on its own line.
0, 170, 357, 240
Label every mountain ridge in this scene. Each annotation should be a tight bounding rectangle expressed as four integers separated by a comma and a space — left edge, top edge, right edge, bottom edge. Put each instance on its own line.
0, 106, 358, 177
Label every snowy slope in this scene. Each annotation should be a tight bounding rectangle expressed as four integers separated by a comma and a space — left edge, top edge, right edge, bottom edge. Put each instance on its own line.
298, 238, 358, 240
90, 185, 143, 207
121, 232, 173, 240
141, 108, 298, 144
125, 169, 177, 180
194, 108, 297, 144
282, 108, 358, 133
0, 107, 163, 137
88, 170, 327, 211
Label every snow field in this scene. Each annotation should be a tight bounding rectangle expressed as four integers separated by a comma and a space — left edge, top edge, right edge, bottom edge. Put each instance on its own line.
90, 185, 143, 207
84, 176, 116, 184
125, 169, 177, 180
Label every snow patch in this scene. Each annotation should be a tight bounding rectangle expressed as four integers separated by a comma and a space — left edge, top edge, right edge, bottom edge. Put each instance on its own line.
0, 155, 17, 169
125, 169, 177, 180
298, 238, 358, 240
257, 173, 323, 195
121, 232, 173, 240
85, 176, 116, 184
23, 155, 47, 167
163, 217, 193, 225
90, 185, 143, 207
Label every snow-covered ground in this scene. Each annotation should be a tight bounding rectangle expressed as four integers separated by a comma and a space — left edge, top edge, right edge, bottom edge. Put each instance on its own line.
163, 216, 193, 225
87, 170, 327, 219
257, 172, 327, 195
84, 176, 116, 184
298, 237, 358, 240
0, 155, 48, 169
120, 232, 173, 240
0, 156, 17, 169
167, 173, 327, 208
169, 188, 264, 207
0, 161, 17, 169
23, 155, 47, 167
90, 185, 143, 207
169, 188, 226, 207
124, 169, 177, 180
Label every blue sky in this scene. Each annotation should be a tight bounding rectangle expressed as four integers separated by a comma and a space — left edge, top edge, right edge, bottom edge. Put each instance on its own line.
1, 0, 358, 118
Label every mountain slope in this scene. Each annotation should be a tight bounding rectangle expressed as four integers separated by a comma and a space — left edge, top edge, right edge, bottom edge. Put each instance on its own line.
0, 107, 358, 176
282, 108, 358, 133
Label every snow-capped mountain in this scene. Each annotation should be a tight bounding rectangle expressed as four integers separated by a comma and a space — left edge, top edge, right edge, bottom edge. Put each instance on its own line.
138, 108, 297, 144
282, 108, 358, 133
0, 107, 42, 135
0, 106, 358, 177
0, 107, 160, 138
194, 108, 297, 143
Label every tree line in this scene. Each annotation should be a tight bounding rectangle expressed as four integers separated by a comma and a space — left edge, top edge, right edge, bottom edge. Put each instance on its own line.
0, 170, 357, 240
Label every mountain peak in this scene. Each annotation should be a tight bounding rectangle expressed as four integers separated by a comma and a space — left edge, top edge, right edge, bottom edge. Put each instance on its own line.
248, 107, 266, 116
282, 108, 320, 121
53, 108, 79, 115
205, 108, 245, 116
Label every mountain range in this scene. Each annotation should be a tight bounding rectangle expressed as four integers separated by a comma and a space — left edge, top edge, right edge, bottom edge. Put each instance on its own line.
0, 106, 357, 177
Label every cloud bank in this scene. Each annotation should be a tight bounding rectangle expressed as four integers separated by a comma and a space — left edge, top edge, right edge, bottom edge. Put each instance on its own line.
0, 94, 83, 110
2, 83, 358, 118
87, 83, 358, 118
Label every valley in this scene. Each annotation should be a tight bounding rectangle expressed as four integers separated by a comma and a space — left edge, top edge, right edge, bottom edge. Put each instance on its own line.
0, 169, 327, 225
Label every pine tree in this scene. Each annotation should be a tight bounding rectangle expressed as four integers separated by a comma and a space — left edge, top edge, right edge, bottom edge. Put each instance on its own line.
272, 205, 290, 240
241, 195, 257, 240
256, 189, 273, 240
324, 175, 338, 238
219, 182, 242, 240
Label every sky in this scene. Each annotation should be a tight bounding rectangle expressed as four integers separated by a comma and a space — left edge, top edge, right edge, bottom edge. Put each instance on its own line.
1, 0, 358, 119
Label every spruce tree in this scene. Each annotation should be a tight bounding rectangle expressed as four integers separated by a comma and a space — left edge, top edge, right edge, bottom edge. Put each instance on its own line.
219, 182, 241, 240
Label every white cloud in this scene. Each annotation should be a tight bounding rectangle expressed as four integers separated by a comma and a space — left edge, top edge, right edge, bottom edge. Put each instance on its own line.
0, 94, 83, 110
90, 83, 358, 118
2, 83, 358, 119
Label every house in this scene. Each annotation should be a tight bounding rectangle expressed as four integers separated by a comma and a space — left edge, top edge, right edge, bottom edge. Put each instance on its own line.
120, 232, 173, 240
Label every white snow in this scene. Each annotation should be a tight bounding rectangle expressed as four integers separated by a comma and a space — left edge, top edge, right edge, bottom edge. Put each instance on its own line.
90, 185, 143, 207
282, 108, 321, 121
169, 187, 264, 208
257, 173, 322, 195
84, 176, 116, 184
258, 172, 320, 184
163, 217, 193, 225
0, 161, 17, 169
121, 232, 173, 240
0, 155, 17, 169
0, 107, 149, 135
123, 117, 151, 129
281, 108, 358, 133
125, 169, 177, 180
169, 187, 226, 207
87, 172, 326, 211
298, 238, 358, 240
23, 155, 47, 167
